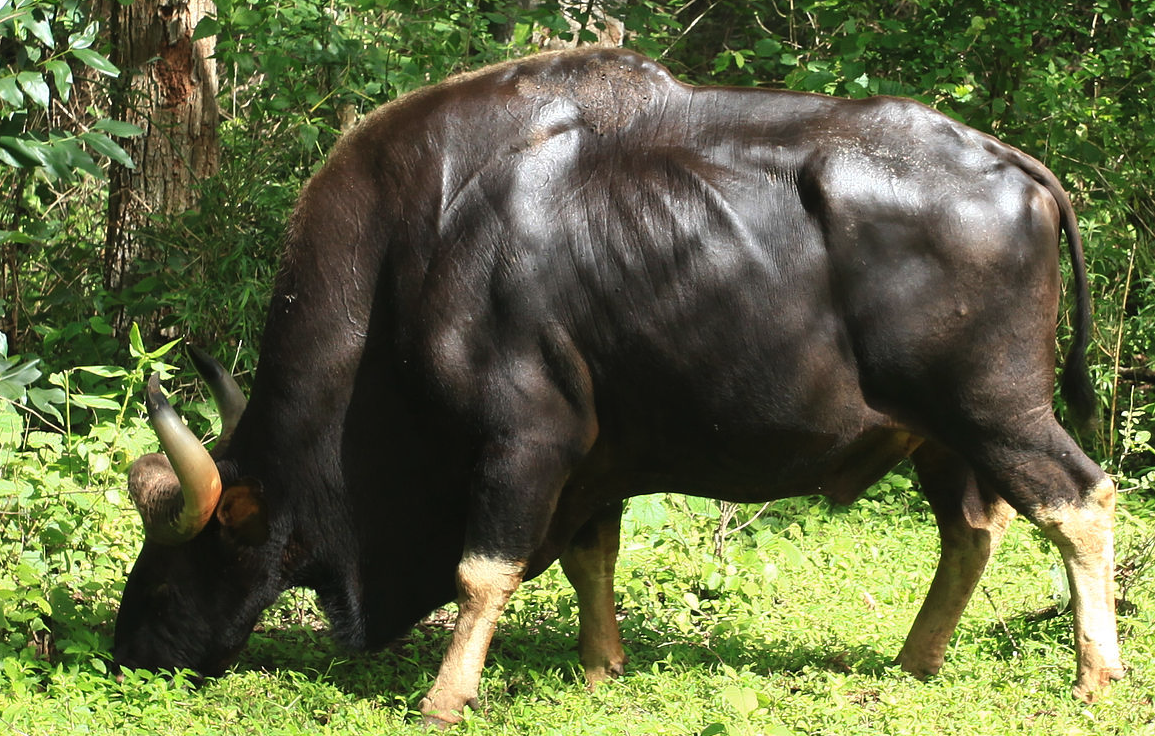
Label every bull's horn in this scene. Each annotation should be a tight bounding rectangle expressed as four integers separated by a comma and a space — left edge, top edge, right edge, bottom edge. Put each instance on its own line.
128, 374, 222, 544
187, 345, 247, 444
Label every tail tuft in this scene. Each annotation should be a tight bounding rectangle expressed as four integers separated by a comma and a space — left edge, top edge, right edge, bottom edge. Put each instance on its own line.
1061, 338, 1097, 433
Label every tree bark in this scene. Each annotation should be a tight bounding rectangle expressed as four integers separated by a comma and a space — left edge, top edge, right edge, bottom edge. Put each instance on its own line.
104, 0, 219, 292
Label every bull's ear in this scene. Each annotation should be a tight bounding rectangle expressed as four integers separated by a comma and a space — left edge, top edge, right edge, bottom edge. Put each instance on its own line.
216, 479, 269, 546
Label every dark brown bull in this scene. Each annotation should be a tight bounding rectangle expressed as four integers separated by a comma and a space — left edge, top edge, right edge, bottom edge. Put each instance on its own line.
114, 48, 1123, 725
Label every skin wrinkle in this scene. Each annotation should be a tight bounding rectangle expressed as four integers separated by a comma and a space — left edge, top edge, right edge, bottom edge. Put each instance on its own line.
339, 265, 368, 339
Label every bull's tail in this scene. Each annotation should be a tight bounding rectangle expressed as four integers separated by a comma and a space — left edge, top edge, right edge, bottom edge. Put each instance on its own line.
1016, 150, 1097, 430
1056, 190, 1097, 431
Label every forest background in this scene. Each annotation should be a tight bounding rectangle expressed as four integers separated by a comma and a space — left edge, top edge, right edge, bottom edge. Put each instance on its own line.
1, 1, 1153, 734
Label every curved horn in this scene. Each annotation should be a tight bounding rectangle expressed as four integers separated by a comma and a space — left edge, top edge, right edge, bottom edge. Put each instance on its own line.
128, 374, 222, 544
187, 345, 247, 444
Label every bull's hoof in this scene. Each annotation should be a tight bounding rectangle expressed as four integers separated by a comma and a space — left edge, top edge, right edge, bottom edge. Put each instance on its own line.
425, 711, 459, 730
418, 695, 481, 729
1072, 665, 1126, 703
583, 657, 627, 690
421, 713, 454, 731
895, 653, 943, 681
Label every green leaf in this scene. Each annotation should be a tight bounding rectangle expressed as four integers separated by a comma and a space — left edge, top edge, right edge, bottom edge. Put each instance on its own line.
91, 119, 143, 138
624, 495, 668, 530
24, 15, 54, 47
67, 144, 103, 179
0, 136, 40, 168
16, 71, 49, 109
0, 76, 22, 107
75, 365, 127, 379
36, 139, 74, 180
0, 410, 22, 447
128, 325, 181, 363
0, 357, 41, 400
232, 7, 263, 27
298, 122, 319, 150
88, 315, 114, 335
192, 16, 221, 41
68, 394, 121, 411
25, 429, 62, 452
71, 47, 120, 77
721, 685, 759, 716
774, 537, 805, 567
69, 21, 99, 50
45, 59, 72, 100
150, 337, 182, 360
81, 131, 134, 167
754, 38, 782, 57
0, 144, 22, 167
128, 322, 145, 357
27, 387, 64, 422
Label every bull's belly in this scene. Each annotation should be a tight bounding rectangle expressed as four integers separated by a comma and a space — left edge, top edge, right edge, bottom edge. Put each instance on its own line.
529, 425, 920, 580
576, 424, 921, 506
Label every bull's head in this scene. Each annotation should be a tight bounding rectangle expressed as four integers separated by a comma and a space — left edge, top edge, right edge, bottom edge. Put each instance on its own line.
114, 348, 276, 675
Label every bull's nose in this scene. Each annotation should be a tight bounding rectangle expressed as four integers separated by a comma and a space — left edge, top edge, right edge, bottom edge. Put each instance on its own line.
109, 654, 128, 682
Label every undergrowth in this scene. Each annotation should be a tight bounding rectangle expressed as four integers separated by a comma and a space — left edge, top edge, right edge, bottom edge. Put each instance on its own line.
3, 332, 1155, 733
3, 370, 1155, 735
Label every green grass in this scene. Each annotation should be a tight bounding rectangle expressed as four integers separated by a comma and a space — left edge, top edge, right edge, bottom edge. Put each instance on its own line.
3, 479, 1155, 735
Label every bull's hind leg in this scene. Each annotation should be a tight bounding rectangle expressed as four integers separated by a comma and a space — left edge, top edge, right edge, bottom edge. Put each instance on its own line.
898, 442, 1016, 678
1029, 472, 1123, 700
963, 421, 1124, 700
560, 502, 627, 686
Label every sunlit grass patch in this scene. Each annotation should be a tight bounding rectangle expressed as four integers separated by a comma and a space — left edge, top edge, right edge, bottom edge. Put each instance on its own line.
3, 476, 1155, 735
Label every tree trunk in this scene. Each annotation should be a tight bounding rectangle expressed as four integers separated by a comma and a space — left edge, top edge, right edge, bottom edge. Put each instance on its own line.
104, 0, 219, 293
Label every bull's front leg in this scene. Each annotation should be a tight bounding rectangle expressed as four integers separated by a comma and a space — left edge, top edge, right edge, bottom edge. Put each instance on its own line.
560, 502, 627, 686
419, 555, 526, 726
418, 345, 597, 725
899, 443, 1016, 678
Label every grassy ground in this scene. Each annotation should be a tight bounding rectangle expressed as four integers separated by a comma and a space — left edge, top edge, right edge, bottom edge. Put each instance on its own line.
3, 478, 1154, 735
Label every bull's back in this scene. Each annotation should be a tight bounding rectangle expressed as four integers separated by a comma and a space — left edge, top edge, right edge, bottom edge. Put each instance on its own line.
327, 48, 1066, 498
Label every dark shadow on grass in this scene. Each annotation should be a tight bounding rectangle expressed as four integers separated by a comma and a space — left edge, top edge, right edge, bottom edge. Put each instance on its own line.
974, 604, 1071, 661
224, 589, 1099, 713
615, 615, 896, 678
228, 606, 901, 704
232, 621, 452, 702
